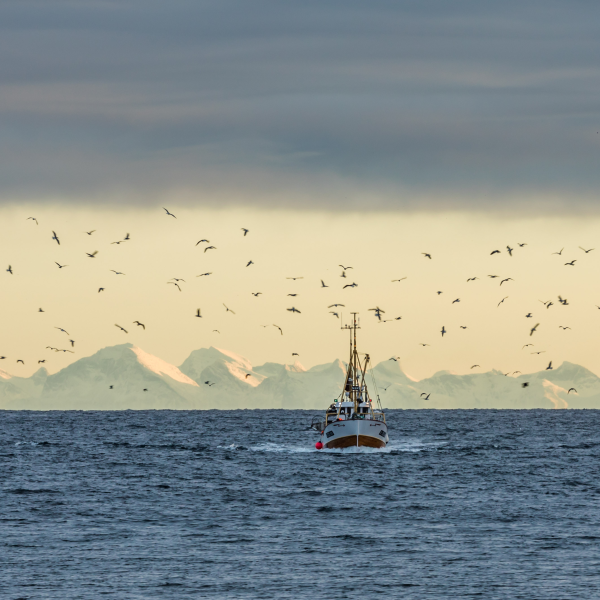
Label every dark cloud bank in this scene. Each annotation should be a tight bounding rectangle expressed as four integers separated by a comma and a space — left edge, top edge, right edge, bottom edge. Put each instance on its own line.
1, 0, 600, 212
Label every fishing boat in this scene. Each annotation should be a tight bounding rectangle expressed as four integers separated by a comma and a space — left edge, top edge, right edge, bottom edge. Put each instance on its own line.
311, 313, 388, 449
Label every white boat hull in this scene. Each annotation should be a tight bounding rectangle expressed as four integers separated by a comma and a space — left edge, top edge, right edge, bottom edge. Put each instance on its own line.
321, 419, 388, 449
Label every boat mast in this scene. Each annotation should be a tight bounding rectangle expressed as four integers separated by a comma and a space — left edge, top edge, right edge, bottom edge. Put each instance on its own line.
342, 313, 360, 412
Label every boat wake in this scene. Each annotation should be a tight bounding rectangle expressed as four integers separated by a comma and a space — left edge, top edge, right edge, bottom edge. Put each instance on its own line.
218, 440, 445, 454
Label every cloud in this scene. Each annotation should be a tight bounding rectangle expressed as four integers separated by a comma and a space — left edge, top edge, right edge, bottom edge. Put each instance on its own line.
1, 0, 600, 212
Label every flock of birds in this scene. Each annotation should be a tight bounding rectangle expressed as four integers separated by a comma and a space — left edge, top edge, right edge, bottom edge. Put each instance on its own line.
1, 210, 595, 399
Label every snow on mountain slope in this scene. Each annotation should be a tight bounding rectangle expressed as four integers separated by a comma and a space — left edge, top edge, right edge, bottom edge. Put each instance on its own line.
0, 367, 48, 407
2, 344, 599, 410
10, 344, 200, 410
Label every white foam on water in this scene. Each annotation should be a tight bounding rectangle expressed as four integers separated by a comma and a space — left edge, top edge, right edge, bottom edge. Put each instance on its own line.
218, 440, 446, 454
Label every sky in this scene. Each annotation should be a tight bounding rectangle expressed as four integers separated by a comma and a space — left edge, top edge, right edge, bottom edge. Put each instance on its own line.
1, 2, 600, 380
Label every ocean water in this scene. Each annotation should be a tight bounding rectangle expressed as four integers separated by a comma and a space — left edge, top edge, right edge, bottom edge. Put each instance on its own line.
2, 409, 600, 600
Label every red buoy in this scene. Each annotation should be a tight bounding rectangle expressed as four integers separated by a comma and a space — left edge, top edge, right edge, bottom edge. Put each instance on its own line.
315, 441, 323, 450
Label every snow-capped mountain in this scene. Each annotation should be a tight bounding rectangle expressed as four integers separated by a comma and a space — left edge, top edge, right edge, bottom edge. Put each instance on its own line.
1, 344, 599, 410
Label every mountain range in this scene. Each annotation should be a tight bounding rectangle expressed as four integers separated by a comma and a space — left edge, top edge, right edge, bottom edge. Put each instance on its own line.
1, 343, 599, 410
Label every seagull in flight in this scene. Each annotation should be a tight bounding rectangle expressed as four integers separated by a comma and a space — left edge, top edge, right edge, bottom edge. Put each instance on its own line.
488, 275, 499, 279
559, 326, 571, 330
343, 282, 358, 289
110, 270, 125, 275
204, 381, 216, 386
320, 280, 328, 288
86, 251, 98, 258
506, 246, 513, 256
564, 260, 576, 266
273, 324, 283, 335
85, 230, 96, 235
497, 296, 508, 307
552, 248, 564, 255
223, 304, 236, 314
27, 217, 38, 224
518, 242, 527, 247
452, 298, 460, 304
339, 265, 353, 270
196, 273, 212, 278
441, 326, 446, 337
133, 321, 145, 329
196, 239, 210, 245
419, 343, 430, 347
467, 277, 478, 282
55, 327, 69, 335
51, 231, 60, 245
246, 260, 254, 267
392, 277, 407, 282
530, 323, 540, 336
525, 313, 533, 318
292, 353, 299, 357
17, 359, 24, 364
168, 282, 181, 292
287, 307, 301, 313
115, 324, 128, 333
500, 278, 513, 286
38, 308, 44, 312
531, 351, 545, 355
522, 344, 533, 349
471, 365, 480, 369
6, 265, 13, 274
422, 253, 432, 259
252, 292, 262, 297
521, 382, 529, 388
579, 247, 594, 253
420, 393, 431, 400
241, 228, 249, 236
286, 277, 304, 280
204, 246, 216, 252
195, 309, 202, 318
546, 361, 553, 370
490, 249, 500, 255
163, 207, 176, 218
55, 262, 68, 269
330, 311, 339, 318
328, 304, 345, 308
98, 287, 105, 293
568, 388, 578, 394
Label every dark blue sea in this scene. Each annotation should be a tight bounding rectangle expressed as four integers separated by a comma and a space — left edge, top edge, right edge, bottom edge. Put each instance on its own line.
2, 410, 600, 599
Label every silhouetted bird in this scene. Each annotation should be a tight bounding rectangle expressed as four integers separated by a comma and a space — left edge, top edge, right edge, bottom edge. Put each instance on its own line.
52, 231, 60, 245
163, 207, 176, 218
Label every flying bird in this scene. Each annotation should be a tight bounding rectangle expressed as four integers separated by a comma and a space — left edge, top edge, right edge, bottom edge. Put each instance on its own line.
441, 326, 446, 337
85, 230, 96, 235
420, 393, 431, 400
204, 381, 216, 386
38, 308, 44, 312
86, 251, 98, 258
500, 278, 513, 286
488, 275, 499, 279
196, 239, 210, 245
460, 325, 467, 329
506, 246, 513, 256
531, 351, 545, 355
320, 280, 328, 288
17, 359, 24, 364
525, 313, 533, 318
51, 231, 60, 245
246, 260, 254, 267
565, 260, 576, 266
204, 246, 216, 253
490, 250, 500, 255
452, 298, 460, 304
27, 217, 38, 224
559, 326, 571, 330
69, 339, 75, 347
552, 248, 564, 255
522, 382, 529, 388
115, 324, 128, 333
579, 247, 594, 253
287, 293, 298, 297
467, 277, 478, 282
471, 365, 480, 369
286, 277, 304, 280
168, 282, 181, 292
6, 265, 12, 274
497, 297, 508, 307
123, 233, 130, 241
287, 307, 301, 313
55, 327, 69, 335
163, 207, 176, 218
273, 325, 283, 335
241, 228, 249, 236
568, 388, 578, 394
530, 323, 540, 336
245, 374, 251, 379
546, 361, 553, 370
339, 265, 353, 270
419, 343, 430, 347
38, 360, 45, 363
196, 273, 212, 277
55, 262, 68, 269
133, 321, 145, 329
522, 344, 533, 349
328, 304, 345, 308
195, 309, 202, 318
223, 304, 236, 314
343, 283, 358, 289
252, 292, 262, 297
392, 277, 407, 282
422, 253, 432, 259
98, 287, 105, 293
329, 312, 339, 318
110, 270, 125, 275
292, 353, 299, 357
